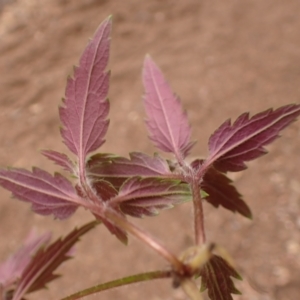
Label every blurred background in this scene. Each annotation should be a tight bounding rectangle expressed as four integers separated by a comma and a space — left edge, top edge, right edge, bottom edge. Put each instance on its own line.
0, 0, 300, 299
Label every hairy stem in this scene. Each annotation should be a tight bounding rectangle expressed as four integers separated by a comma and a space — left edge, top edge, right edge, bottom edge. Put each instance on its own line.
191, 179, 205, 245
175, 151, 186, 168
105, 208, 185, 273
60, 270, 171, 300
78, 165, 185, 272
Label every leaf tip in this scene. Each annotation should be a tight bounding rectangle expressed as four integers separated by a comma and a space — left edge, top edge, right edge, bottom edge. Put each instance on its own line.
143, 54, 155, 69
245, 210, 253, 220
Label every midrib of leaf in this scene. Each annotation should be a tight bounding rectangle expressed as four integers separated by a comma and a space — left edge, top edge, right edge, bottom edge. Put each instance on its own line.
78, 28, 106, 177
149, 63, 179, 158
12, 222, 97, 300
0, 173, 81, 205
12, 248, 62, 300
207, 262, 223, 300
89, 160, 167, 177
111, 189, 190, 204
208, 107, 299, 163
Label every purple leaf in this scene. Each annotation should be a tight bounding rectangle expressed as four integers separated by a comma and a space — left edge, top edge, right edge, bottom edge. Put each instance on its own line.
191, 159, 252, 218
199, 255, 241, 300
206, 104, 300, 172
59, 17, 111, 170
0, 168, 80, 219
0, 231, 51, 292
41, 150, 74, 173
112, 177, 192, 217
96, 215, 128, 245
93, 180, 118, 201
121, 204, 170, 218
12, 221, 98, 300
142, 56, 194, 160
87, 152, 171, 189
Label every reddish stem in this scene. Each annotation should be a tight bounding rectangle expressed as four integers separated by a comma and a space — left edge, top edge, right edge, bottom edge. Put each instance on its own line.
79, 157, 187, 274
104, 208, 185, 273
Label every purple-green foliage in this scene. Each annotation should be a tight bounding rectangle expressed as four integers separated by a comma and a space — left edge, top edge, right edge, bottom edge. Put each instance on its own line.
0, 16, 299, 300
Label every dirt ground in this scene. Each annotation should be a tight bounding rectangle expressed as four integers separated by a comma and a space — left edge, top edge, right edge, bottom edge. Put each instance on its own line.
0, 1, 300, 299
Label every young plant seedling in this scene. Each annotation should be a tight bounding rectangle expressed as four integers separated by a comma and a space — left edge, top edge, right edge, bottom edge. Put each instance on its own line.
0, 16, 299, 300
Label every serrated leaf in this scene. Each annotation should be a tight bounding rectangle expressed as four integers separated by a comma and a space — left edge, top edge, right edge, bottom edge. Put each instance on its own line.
196, 161, 252, 218
41, 150, 74, 173
96, 215, 128, 245
0, 168, 80, 219
12, 221, 99, 300
59, 17, 111, 171
87, 152, 170, 189
142, 56, 194, 160
206, 104, 300, 172
120, 205, 167, 217
199, 255, 241, 300
93, 180, 118, 201
112, 177, 192, 217
0, 231, 51, 292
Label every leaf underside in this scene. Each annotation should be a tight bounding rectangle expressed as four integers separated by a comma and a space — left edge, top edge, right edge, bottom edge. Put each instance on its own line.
87, 152, 171, 189
1, 16, 300, 300
143, 56, 194, 159
41, 150, 74, 173
12, 221, 99, 300
0, 168, 79, 219
96, 215, 128, 245
59, 17, 111, 166
202, 165, 252, 218
199, 255, 241, 300
88, 183, 127, 244
0, 231, 51, 292
115, 177, 192, 218
206, 104, 300, 172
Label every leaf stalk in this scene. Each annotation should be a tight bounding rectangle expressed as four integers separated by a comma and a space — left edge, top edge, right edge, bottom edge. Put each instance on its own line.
104, 208, 185, 273
191, 178, 206, 245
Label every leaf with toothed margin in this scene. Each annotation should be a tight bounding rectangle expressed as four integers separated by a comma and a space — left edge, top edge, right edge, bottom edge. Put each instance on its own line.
205, 104, 300, 172
202, 168, 251, 218
0, 231, 51, 292
59, 17, 111, 171
0, 167, 79, 219
11, 221, 99, 300
199, 255, 242, 300
191, 160, 251, 218
93, 179, 118, 201
121, 203, 172, 218
142, 56, 195, 160
87, 152, 171, 189
41, 150, 75, 173
95, 215, 128, 245
112, 177, 192, 218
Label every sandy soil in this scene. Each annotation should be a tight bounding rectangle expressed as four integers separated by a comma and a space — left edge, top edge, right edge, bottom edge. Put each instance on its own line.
0, 1, 300, 299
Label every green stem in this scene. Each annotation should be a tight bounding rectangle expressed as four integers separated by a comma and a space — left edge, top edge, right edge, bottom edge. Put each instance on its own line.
60, 270, 171, 300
